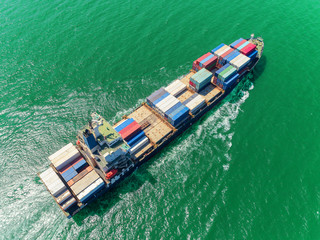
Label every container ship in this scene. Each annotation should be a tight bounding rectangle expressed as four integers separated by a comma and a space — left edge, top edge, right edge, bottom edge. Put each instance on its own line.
38, 35, 264, 218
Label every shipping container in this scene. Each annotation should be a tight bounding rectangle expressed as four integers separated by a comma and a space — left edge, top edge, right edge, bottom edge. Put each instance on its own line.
61, 197, 77, 211
226, 51, 240, 63
40, 167, 67, 197
118, 121, 141, 141
67, 166, 93, 187
220, 66, 237, 82
223, 73, 239, 90
114, 118, 134, 133
199, 54, 214, 67
61, 167, 77, 182
146, 88, 167, 105
77, 178, 105, 203
73, 159, 88, 172
126, 130, 145, 147
49, 144, 81, 171
155, 94, 174, 109
129, 136, 149, 154
237, 41, 249, 51
185, 95, 206, 114
220, 48, 234, 60
56, 190, 72, 205
165, 102, 182, 118
70, 170, 100, 196
215, 46, 232, 58
195, 52, 212, 64
230, 38, 244, 48
248, 50, 258, 59
202, 55, 217, 69
153, 92, 170, 106
218, 66, 234, 80
230, 54, 244, 64
190, 68, 213, 92
233, 39, 247, 49
215, 63, 230, 77
211, 43, 225, 54
214, 45, 229, 56
168, 105, 190, 127
240, 43, 256, 56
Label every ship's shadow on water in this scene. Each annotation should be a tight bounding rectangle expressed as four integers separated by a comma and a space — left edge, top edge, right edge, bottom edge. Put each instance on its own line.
72, 55, 267, 225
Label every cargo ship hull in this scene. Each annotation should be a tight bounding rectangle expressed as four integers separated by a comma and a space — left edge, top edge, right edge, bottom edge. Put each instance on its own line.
38, 36, 264, 218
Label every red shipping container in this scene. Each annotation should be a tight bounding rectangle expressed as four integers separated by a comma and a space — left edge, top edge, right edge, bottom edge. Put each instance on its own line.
192, 61, 202, 72
240, 43, 256, 56
203, 55, 217, 68
119, 121, 141, 140
189, 80, 196, 87
233, 39, 247, 49
195, 52, 211, 64
220, 49, 234, 59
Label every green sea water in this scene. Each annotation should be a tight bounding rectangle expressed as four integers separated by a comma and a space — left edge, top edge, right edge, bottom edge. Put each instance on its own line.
1, 0, 320, 239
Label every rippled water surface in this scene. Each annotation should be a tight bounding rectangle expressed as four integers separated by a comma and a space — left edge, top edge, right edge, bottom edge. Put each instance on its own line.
1, 0, 320, 239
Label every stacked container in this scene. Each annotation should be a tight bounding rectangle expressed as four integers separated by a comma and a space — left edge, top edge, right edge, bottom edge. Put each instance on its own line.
230, 54, 251, 71
146, 88, 169, 107
248, 50, 258, 60
165, 80, 187, 97
183, 94, 206, 115
192, 52, 211, 72
232, 39, 247, 49
129, 135, 150, 155
240, 43, 257, 56
189, 68, 213, 92
49, 143, 81, 171
155, 94, 180, 117
115, 118, 142, 141
211, 43, 226, 54
217, 73, 239, 90
218, 66, 237, 82
230, 38, 244, 48
70, 170, 105, 203
39, 167, 77, 211
219, 49, 236, 65
167, 102, 190, 127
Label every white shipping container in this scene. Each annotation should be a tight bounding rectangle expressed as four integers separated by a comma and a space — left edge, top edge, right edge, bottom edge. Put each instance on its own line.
71, 170, 100, 195
53, 148, 81, 171
78, 178, 105, 202
129, 136, 149, 154
160, 98, 179, 113
234, 55, 250, 67
170, 84, 187, 97
158, 95, 177, 111
216, 46, 231, 58
214, 45, 229, 55
155, 94, 174, 108
230, 54, 244, 64
56, 190, 72, 204
186, 95, 205, 109
165, 80, 181, 93
48, 143, 74, 161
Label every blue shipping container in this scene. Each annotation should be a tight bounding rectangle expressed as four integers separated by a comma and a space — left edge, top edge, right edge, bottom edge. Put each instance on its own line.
153, 92, 170, 106
223, 73, 239, 90
248, 50, 258, 59
230, 38, 244, 48
169, 106, 190, 127
62, 167, 77, 182
211, 43, 225, 54
115, 118, 135, 132
126, 130, 145, 147
165, 102, 182, 118
147, 88, 167, 103
226, 51, 240, 63
237, 41, 249, 50
73, 159, 88, 172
